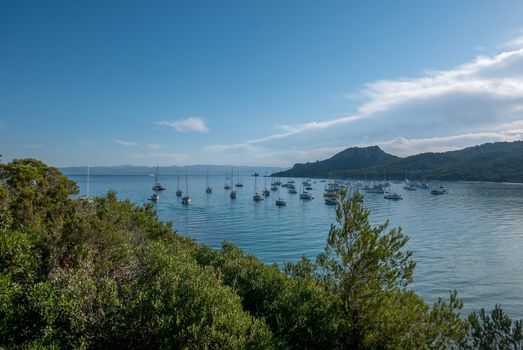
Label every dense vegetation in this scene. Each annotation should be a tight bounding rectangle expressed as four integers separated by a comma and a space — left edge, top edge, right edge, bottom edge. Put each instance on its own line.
273, 141, 523, 183
1, 158, 522, 349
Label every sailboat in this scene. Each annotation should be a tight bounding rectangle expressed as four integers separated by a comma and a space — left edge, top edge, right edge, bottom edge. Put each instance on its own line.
235, 174, 243, 187
205, 169, 212, 193
176, 174, 183, 196
181, 167, 191, 205
80, 162, 93, 202
230, 169, 237, 199
299, 184, 312, 200
253, 174, 263, 201
224, 175, 231, 189
152, 164, 166, 191
262, 172, 270, 197
149, 192, 160, 202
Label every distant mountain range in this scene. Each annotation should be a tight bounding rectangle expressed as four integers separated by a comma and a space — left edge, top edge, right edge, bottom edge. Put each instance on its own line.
60, 165, 286, 176
272, 141, 523, 183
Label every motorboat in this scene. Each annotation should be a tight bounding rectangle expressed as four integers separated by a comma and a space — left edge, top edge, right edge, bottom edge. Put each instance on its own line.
384, 193, 403, 200
431, 186, 447, 195
275, 198, 286, 206
149, 192, 160, 202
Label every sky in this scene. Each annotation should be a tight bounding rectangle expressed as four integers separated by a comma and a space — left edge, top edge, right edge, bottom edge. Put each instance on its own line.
1, 0, 523, 167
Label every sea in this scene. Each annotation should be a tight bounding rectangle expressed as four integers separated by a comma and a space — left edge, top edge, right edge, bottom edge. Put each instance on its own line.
69, 174, 523, 319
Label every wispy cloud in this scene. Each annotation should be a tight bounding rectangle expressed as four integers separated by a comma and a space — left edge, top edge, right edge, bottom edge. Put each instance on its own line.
156, 117, 209, 133
207, 37, 523, 163
147, 143, 163, 150
115, 140, 138, 147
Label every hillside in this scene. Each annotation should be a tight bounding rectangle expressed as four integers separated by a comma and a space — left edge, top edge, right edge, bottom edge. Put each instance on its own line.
272, 141, 523, 183
272, 146, 399, 178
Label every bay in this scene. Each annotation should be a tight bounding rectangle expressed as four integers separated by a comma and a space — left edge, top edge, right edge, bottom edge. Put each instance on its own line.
70, 174, 523, 319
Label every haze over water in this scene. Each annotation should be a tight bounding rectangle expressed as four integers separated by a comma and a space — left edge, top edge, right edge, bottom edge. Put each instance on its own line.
71, 174, 523, 318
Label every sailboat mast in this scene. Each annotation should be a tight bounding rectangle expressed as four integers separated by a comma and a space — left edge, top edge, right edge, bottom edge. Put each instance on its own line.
86, 162, 90, 198
185, 167, 189, 195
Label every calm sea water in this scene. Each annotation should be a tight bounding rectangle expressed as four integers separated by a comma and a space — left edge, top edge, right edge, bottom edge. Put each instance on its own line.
70, 174, 523, 318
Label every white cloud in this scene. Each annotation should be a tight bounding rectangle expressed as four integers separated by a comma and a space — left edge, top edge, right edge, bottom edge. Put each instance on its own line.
115, 140, 138, 147
156, 117, 209, 133
500, 33, 523, 49
147, 143, 163, 150
207, 38, 523, 163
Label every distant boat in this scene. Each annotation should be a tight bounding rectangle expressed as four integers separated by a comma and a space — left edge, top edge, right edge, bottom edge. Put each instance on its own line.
275, 198, 286, 206
205, 169, 212, 193
80, 162, 93, 202
262, 172, 270, 196
365, 184, 386, 194
431, 186, 447, 195
384, 192, 403, 200
253, 172, 259, 177
230, 168, 237, 199
224, 174, 231, 189
235, 174, 243, 187
181, 167, 191, 205
300, 185, 312, 200
152, 164, 166, 191
176, 174, 183, 197
403, 185, 417, 191
149, 192, 160, 202
253, 175, 263, 201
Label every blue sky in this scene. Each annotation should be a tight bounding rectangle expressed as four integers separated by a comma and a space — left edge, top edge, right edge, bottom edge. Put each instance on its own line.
1, 0, 523, 167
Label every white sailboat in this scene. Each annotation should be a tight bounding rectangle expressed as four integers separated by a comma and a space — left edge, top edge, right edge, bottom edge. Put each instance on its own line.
80, 162, 93, 202
235, 174, 243, 187
152, 164, 166, 191
149, 192, 160, 202
176, 174, 183, 196
181, 167, 191, 205
299, 184, 312, 200
205, 169, 212, 193
230, 169, 237, 199
253, 174, 263, 201
262, 172, 270, 197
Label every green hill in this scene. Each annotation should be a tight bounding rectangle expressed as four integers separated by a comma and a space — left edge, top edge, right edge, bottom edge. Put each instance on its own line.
273, 141, 523, 182
272, 146, 399, 178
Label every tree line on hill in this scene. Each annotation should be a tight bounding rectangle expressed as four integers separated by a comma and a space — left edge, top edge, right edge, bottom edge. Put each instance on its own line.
272, 141, 523, 183
1, 158, 522, 349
